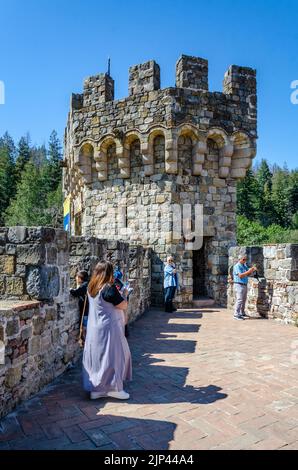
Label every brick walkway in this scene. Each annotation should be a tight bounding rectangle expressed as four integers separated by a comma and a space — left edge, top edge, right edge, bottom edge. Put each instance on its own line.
0, 307, 298, 450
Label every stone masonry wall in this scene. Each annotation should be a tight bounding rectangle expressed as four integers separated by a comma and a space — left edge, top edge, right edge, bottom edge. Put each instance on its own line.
0, 227, 151, 418
0, 227, 80, 418
228, 244, 298, 324
69, 236, 151, 323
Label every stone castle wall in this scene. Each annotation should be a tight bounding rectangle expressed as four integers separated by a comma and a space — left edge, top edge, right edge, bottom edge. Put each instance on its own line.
228, 244, 298, 324
69, 236, 151, 322
0, 227, 151, 418
63, 55, 258, 307
0, 227, 79, 418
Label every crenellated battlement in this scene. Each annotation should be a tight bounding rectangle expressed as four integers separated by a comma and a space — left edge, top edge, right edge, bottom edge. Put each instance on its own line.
64, 55, 257, 192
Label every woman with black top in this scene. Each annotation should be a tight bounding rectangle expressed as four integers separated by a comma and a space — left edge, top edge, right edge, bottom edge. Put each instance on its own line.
82, 261, 132, 400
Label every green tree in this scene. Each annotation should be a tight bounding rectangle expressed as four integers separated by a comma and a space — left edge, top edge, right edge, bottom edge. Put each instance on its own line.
5, 161, 50, 226
236, 168, 258, 220
288, 171, 298, 224
31, 144, 47, 168
0, 132, 16, 160
0, 146, 15, 225
255, 159, 274, 226
46, 182, 63, 228
271, 169, 292, 227
44, 130, 62, 193
15, 134, 31, 182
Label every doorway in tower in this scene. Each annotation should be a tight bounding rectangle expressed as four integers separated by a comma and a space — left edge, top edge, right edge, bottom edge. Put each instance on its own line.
192, 237, 212, 300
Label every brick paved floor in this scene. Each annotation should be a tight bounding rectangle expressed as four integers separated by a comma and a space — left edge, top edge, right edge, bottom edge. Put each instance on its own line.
0, 307, 298, 450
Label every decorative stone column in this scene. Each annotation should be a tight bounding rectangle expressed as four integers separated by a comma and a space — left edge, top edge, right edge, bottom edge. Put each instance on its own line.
140, 137, 154, 176
193, 140, 207, 175
165, 130, 178, 174
219, 142, 233, 178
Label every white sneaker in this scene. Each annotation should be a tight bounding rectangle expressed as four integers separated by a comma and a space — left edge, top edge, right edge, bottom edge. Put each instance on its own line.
90, 392, 107, 400
107, 390, 130, 400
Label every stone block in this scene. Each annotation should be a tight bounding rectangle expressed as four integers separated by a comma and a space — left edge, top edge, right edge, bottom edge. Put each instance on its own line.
263, 245, 277, 259
5, 244, 17, 255
15, 264, 26, 277
7, 226, 27, 243
32, 317, 45, 335
28, 336, 41, 355
27, 227, 56, 243
3, 256, 15, 275
46, 246, 58, 264
26, 266, 60, 300
6, 320, 19, 337
0, 276, 5, 295
5, 365, 22, 387
21, 326, 32, 341
55, 230, 69, 250
6, 277, 24, 296
17, 244, 45, 265
0, 228, 8, 245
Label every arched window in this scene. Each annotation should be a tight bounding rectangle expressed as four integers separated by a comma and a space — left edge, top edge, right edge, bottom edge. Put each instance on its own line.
130, 138, 142, 179
107, 143, 118, 181
206, 138, 219, 173
78, 142, 94, 184
178, 135, 192, 176
153, 135, 165, 173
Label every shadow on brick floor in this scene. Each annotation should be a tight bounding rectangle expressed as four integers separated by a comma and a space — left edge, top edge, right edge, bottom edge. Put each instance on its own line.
0, 308, 227, 449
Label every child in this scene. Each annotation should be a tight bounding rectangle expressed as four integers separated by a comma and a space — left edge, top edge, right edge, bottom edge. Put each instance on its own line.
70, 270, 89, 341
113, 267, 133, 338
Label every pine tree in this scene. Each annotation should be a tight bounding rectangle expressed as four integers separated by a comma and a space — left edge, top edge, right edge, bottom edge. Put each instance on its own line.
44, 130, 62, 193
288, 171, 298, 224
31, 144, 47, 168
0, 133, 17, 224
0, 132, 17, 160
15, 134, 31, 182
271, 169, 292, 227
5, 161, 50, 226
0, 149, 15, 225
236, 168, 258, 220
256, 159, 274, 226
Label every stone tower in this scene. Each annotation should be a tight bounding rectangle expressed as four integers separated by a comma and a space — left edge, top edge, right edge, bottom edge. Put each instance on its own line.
63, 55, 257, 306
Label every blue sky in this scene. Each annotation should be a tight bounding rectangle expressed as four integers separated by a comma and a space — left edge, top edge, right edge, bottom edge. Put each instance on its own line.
0, 0, 297, 168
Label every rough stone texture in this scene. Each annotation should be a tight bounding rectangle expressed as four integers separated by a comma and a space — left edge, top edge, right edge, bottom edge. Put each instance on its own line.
0, 299, 79, 419
26, 266, 60, 301
176, 55, 208, 91
63, 54, 257, 307
0, 227, 68, 301
69, 237, 151, 323
0, 226, 80, 419
228, 244, 298, 324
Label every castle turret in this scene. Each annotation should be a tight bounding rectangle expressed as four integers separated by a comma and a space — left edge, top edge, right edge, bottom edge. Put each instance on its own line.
63, 54, 258, 308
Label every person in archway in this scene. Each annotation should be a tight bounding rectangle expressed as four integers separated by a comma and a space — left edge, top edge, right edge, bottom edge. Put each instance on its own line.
82, 260, 132, 400
164, 256, 179, 313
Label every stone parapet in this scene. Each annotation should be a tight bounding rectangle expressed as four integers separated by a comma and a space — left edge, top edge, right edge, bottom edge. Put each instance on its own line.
0, 227, 152, 418
228, 244, 298, 324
